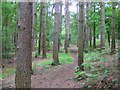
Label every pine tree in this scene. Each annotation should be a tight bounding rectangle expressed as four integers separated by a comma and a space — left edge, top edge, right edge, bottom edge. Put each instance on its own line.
64, 1, 70, 53
100, 2, 105, 50
15, 2, 32, 88
42, 2, 47, 58
111, 2, 116, 53
78, 2, 84, 71
53, 1, 60, 65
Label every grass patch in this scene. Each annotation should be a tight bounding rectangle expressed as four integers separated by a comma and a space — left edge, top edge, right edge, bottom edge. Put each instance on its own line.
32, 60, 53, 69
59, 53, 73, 64
47, 53, 53, 58
1, 68, 16, 79
47, 52, 73, 64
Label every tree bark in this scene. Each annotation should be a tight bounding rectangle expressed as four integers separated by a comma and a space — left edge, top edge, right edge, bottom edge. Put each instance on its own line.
5, 19, 9, 58
0, 4, 2, 63
38, 3, 43, 55
32, 2, 37, 51
117, 2, 120, 59
42, 2, 47, 58
59, 2, 62, 33
107, 30, 110, 46
93, 3, 96, 48
76, 2, 79, 47
85, 2, 89, 51
64, 1, 70, 53
58, 1, 62, 52
78, 2, 84, 71
111, 2, 116, 53
15, 2, 32, 88
100, 2, 105, 50
89, 27, 92, 47
53, 1, 60, 65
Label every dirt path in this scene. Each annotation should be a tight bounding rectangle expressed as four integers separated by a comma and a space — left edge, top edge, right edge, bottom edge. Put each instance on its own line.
2, 45, 85, 88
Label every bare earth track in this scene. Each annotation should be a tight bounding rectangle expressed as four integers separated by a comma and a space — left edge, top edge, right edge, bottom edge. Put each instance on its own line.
2, 45, 85, 88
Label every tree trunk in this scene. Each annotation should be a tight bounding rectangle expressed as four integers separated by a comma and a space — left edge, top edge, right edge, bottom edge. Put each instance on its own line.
76, 2, 79, 47
93, 3, 96, 48
89, 27, 92, 47
32, 2, 37, 51
15, 2, 32, 88
5, 20, 9, 58
64, 1, 70, 53
111, 2, 116, 53
42, 2, 47, 58
78, 2, 84, 71
100, 2, 105, 50
0, 4, 2, 62
38, 3, 43, 55
58, 1, 62, 52
107, 30, 110, 46
85, 2, 89, 51
59, 2, 62, 33
118, 2, 120, 85
117, 2, 120, 59
53, 1, 60, 65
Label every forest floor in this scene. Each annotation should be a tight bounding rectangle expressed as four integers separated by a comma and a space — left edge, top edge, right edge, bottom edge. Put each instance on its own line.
2, 45, 85, 88
2, 45, 119, 88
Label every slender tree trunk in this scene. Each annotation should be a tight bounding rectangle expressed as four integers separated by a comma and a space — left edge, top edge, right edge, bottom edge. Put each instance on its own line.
5, 20, 8, 58
107, 30, 110, 46
53, 1, 60, 65
42, 2, 47, 58
118, 2, 120, 60
118, 2, 120, 86
85, 2, 89, 51
111, 2, 116, 53
100, 2, 105, 50
89, 27, 92, 47
118, 39, 120, 87
59, 2, 62, 33
78, 2, 84, 71
65, 1, 70, 53
32, 2, 37, 51
38, 3, 43, 55
93, 3, 96, 48
0, 4, 2, 63
14, 30, 18, 54
15, 2, 32, 88
76, 2, 79, 47
58, 1, 62, 52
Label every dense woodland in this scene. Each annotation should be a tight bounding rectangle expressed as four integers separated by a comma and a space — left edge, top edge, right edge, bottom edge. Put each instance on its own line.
1, 0, 120, 89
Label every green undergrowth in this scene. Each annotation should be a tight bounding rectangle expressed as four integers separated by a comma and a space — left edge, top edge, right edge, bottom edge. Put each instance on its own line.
75, 49, 114, 88
75, 49, 116, 88
1, 52, 73, 79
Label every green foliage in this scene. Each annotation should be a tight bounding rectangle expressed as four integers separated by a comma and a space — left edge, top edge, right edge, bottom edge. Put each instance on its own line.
84, 50, 106, 62
75, 66, 98, 81
75, 49, 115, 88
70, 13, 78, 44
75, 66, 86, 81
2, 2, 18, 58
